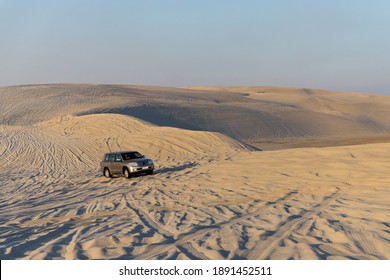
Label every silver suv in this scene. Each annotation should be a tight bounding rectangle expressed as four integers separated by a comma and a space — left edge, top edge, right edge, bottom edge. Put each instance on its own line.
100, 151, 154, 178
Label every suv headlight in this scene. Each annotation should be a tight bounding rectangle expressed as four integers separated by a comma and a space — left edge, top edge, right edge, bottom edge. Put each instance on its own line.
128, 162, 139, 167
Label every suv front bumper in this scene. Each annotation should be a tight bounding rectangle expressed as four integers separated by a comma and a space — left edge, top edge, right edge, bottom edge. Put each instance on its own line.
129, 165, 154, 173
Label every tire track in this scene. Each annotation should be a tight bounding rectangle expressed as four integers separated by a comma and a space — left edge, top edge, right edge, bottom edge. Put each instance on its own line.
0, 126, 95, 175
132, 190, 299, 259
1, 223, 75, 259
244, 188, 343, 259
151, 187, 229, 223
177, 243, 208, 260
339, 222, 386, 259
124, 193, 175, 240
123, 192, 209, 260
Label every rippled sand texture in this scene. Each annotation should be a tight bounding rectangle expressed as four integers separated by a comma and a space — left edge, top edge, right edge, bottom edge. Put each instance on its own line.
1, 84, 389, 259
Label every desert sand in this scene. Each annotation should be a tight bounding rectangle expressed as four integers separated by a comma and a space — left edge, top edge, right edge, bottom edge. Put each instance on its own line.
0, 84, 390, 259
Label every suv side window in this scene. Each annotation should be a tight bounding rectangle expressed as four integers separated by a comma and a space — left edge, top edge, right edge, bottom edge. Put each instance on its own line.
104, 154, 110, 161
108, 154, 115, 162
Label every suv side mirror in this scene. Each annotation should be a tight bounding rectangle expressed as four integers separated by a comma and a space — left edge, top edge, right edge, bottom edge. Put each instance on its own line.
116, 158, 122, 162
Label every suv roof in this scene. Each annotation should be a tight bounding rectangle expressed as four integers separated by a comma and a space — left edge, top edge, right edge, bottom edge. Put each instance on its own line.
104, 150, 138, 155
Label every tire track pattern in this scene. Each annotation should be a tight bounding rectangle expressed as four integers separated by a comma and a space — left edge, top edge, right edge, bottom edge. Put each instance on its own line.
244, 188, 342, 259
132, 191, 299, 259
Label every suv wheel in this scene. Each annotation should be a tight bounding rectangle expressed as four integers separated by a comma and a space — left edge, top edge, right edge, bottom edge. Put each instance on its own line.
104, 168, 112, 178
123, 167, 132, 179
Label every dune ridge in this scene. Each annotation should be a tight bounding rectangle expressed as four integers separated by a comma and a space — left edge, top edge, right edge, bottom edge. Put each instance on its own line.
2, 84, 390, 149
0, 84, 389, 260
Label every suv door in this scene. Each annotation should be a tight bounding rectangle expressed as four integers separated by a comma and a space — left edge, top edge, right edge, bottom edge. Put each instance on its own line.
107, 153, 116, 173
111, 153, 123, 174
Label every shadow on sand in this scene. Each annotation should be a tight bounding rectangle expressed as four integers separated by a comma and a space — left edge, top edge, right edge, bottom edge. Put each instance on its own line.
155, 162, 198, 175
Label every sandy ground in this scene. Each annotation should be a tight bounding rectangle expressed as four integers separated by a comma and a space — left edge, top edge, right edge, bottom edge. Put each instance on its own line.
0, 85, 390, 259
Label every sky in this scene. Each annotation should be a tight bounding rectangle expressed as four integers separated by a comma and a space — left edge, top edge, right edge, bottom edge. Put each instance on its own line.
1, 0, 389, 95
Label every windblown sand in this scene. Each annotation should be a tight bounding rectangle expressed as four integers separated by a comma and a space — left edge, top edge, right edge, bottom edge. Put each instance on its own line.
0, 85, 389, 259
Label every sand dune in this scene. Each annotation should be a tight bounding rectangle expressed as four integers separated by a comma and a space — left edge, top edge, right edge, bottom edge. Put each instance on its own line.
0, 84, 390, 259
2, 84, 390, 149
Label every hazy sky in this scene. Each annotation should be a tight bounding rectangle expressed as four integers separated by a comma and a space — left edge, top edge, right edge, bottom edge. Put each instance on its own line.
1, 0, 389, 94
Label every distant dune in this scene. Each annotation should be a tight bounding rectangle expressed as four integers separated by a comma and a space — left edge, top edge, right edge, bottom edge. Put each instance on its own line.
2, 84, 390, 150
0, 84, 389, 259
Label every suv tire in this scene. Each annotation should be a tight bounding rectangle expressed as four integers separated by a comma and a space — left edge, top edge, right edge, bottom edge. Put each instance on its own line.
123, 167, 132, 179
104, 168, 112, 178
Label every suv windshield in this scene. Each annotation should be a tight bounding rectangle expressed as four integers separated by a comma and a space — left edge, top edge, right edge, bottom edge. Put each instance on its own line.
121, 152, 144, 160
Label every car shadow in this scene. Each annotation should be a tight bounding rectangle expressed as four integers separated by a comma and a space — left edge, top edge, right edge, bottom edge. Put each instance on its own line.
155, 162, 198, 175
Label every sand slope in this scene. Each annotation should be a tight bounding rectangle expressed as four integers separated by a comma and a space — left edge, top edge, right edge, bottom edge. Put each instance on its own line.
2, 84, 390, 150
0, 84, 390, 259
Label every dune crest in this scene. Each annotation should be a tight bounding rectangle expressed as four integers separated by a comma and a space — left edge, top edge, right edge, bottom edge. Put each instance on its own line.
2, 84, 390, 150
